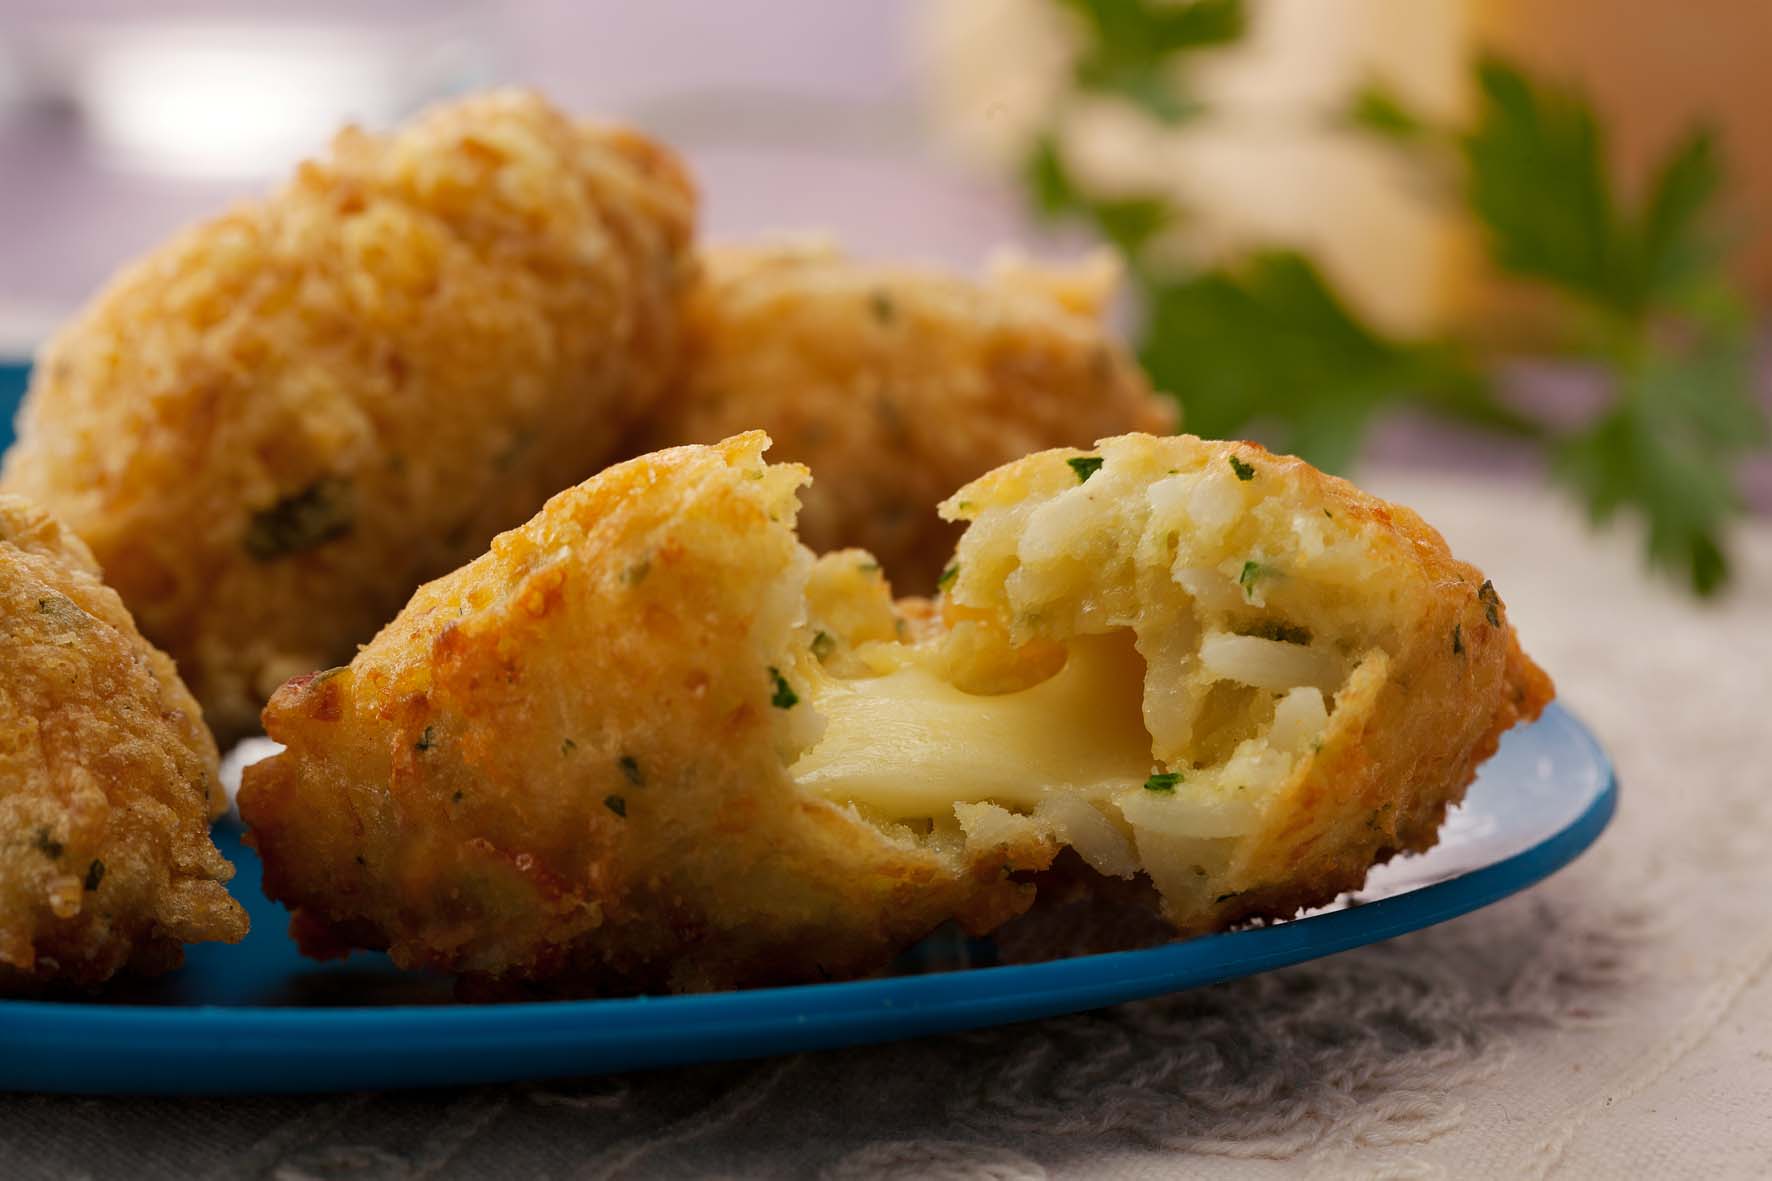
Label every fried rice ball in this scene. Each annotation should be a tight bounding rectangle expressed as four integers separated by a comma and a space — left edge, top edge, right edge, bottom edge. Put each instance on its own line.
639, 240, 1177, 593
1, 90, 697, 743
1, 495, 246, 992
239, 431, 1548, 996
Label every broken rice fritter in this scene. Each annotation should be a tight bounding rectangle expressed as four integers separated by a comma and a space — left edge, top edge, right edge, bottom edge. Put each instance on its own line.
641, 240, 1177, 592
1, 496, 246, 992
1, 90, 697, 743
239, 432, 1549, 995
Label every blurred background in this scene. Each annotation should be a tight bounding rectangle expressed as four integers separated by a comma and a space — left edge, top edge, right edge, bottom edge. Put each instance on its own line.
1, 0, 1767, 593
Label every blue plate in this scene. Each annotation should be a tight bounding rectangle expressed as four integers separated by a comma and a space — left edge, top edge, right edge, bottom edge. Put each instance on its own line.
0, 359, 1616, 1094
0, 705, 1614, 1095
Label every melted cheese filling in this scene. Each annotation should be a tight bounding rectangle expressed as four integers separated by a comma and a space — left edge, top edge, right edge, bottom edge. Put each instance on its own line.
792, 633, 1153, 819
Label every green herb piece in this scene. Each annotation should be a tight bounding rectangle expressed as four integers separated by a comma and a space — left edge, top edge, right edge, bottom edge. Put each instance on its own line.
1478, 580, 1501, 627
936, 564, 960, 591
84, 859, 105, 891
1345, 80, 1430, 143
622, 560, 651, 587
1452, 623, 1464, 656
451, 791, 463, 803
414, 725, 436, 752
244, 477, 355, 560
618, 755, 645, 787
1144, 771, 1182, 792
354, 854, 367, 866
768, 667, 799, 709
857, 560, 880, 575
1228, 455, 1256, 481
1430, 56, 1761, 594
1237, 560, 1264, 598
1139, 251, 1521, 473
1067, 455, 1106, 483
1057, 0, 1244, 125
604, 794, 627, 818
33, 828, 62, 859
869, 290, 896, 323
561, 737, 577, 756
811, 631, 836, 660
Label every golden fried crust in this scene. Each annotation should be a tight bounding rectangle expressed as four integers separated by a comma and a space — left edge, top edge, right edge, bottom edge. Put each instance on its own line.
240, 435, 1033, 995
1207, 494, 1553, 935
940, 435, 1553, 934
0, 496, 245, 992
1, 90, 697, 743
242, 432, 1549, 996
641, 241, 1177, 593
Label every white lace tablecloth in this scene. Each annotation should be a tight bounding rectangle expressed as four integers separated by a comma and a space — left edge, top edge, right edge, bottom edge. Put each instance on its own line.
4, 473, 1769, 1181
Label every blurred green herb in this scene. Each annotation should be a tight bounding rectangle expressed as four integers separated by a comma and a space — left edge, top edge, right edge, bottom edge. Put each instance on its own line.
1058, 0, 1243, 122
1360, 58, 1765, 594
1018, 0, 1765, 595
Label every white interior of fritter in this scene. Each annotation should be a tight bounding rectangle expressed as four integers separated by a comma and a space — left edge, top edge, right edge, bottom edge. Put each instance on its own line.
782, 436, 1380, 905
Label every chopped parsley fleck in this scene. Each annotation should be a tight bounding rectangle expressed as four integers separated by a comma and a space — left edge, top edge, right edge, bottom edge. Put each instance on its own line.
622, 560, 651, 587
1238, 560, 1265, 598
936, 563, 960, 591
1452, 623, 1464, 656
1067, 455, 1105, 483
1478, 580, 1501, 626
604, 794, 627, 818
1228, 455, 1256, 481
84, 859, 105, 891
244, 477, 355, 560
857, 560, 880, 575
811, 631, 836, 660
33, 828, 62, 859
1214, 892, 1239, 904
414, 725, 436, 752
561, 737, 577, 756
869, 290, 896, 323
768, 666, 799, 709
354, 854, 367, 866
618, 755, 645, 786
1144, 772, 1182, 792
1323, 508, 1333, 519
955, 499, 975, 513
451, 791, 464, 803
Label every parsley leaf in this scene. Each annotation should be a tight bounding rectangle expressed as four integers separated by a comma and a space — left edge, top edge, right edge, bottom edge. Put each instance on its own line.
1459, 58, 1765, 594
1141, 252, 1529, 472
1059, 0, 1243, 123
1068, 455, 1105, 483
244, 477, 355, 561
1463, 58, 1621, 307
768, 667, 799, 710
